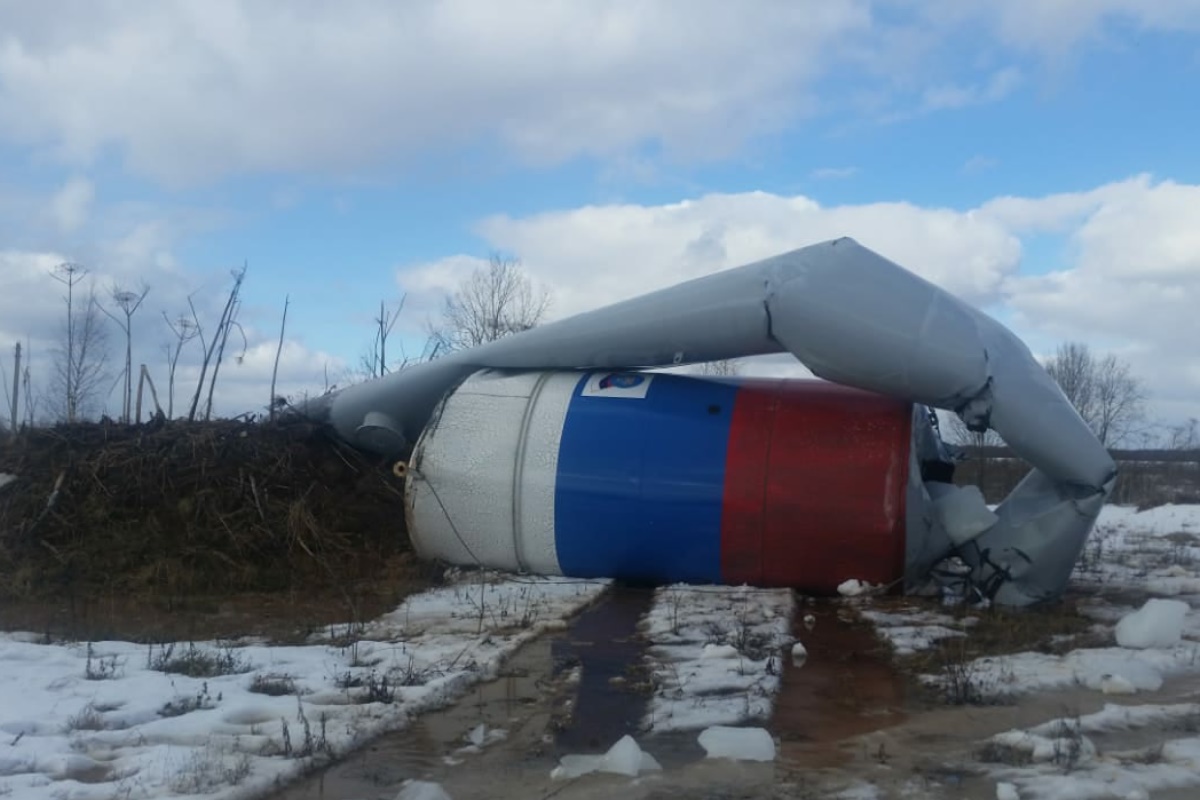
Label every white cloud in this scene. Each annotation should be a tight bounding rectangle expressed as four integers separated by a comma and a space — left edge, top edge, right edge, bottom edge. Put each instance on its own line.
919, 66, 1022, 112
0, 1, 873, 185
398, 176, 1200, 427
49, 175, 94, 233
169, 338, 346, 419
1, 2, 1192, 186
472, 192, 1021, 314
973, 0, 1200, 53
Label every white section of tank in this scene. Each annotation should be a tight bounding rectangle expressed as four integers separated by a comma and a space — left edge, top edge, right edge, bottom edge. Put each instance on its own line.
406, 370, 581, 574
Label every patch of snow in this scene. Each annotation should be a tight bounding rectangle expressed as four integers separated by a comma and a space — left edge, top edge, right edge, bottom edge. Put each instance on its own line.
791, 641, 807, 667
0, 473, 15, 491
858, 606, 971, 656
1099, 674, 1138, 695
0, 573, 608, 800
1035, 702, 1200, 735
551, 735, 662, 780
697, 726, 776, 762
640, 584, 794, 732
996, 782, 1020, 800
989, 726, 1099, 766
980, 707, 1200, 800
702, 643, 740, 659
1075, 505, 1200, 594
1116, 599, 1191, 649
930, 644, 1200, 701
838, 579, 881, 597
396, 780, 453, 800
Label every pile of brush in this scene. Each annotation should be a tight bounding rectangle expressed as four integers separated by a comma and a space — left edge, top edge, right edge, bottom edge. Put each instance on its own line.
0, 418, 412, 601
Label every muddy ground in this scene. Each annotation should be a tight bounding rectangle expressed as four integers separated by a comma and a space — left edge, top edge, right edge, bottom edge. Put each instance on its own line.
264, 585, 1197, 800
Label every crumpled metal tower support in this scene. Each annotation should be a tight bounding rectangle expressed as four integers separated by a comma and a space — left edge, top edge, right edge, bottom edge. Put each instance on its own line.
303, 238, 1117, 607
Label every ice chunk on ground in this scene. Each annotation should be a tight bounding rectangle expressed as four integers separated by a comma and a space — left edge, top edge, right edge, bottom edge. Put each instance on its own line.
1100, 674, 1138, 695
791, 641, 807, 667
837, 579, 880, 597
996, 782, 1019, 800
702, 643, 739, 659
396, 780, 452, 800
551, 735, 662, 779
697, 726, 776, 762
1115, 599, 1190, 649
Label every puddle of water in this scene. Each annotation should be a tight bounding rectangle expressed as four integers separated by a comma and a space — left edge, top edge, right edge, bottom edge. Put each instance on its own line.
273, 584, 658, 800
551, 584, 655, 752
278, 634, 561, 800
769, 598, 910, 769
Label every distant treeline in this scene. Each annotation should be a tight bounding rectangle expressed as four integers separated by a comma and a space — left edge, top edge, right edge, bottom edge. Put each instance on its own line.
953, 447, 1200, 508
960, 446, 1200, 464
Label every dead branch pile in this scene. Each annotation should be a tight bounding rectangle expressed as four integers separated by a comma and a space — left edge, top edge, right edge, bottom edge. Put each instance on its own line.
0, 418, 410, 600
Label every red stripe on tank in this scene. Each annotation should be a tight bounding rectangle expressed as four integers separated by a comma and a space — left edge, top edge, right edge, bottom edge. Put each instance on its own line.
720, 379, 911, 593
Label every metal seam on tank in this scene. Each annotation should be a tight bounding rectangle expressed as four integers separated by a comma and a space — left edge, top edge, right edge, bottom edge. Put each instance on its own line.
404, 400, 440, 559
510, 371, 551, 573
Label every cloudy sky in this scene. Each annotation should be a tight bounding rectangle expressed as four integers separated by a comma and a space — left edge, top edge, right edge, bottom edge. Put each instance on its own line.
1, 1, 1198, 436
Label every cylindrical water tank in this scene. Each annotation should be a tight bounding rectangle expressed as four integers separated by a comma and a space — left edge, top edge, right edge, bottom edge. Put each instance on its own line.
404, 369, 920, 593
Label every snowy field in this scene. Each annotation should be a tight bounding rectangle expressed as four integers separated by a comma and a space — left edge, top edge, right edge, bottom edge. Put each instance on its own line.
2, 503, 1199, 799
0, 575, 608, 800
846, 503, 1200, 800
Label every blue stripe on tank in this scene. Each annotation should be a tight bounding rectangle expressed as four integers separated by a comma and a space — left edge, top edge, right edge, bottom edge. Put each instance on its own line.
553, 372, 741, 583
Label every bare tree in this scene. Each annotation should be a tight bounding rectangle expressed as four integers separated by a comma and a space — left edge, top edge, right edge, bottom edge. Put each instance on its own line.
427, 254, 549, 355
47, 288, 110, 423
359, 296, 408, 378
21, 339, 35, 428
187, 265, 248, 421
269, 295, 289, 419
1165, 417, 1198, 451
163, 310, 201, 418
100, 281, 150, 423
1044, 341, 1148, 447
48, 262, 88, 421
3, 343, 19, 437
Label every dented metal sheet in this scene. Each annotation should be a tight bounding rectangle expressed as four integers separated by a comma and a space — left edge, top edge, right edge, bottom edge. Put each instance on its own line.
303, 237, 1117, 607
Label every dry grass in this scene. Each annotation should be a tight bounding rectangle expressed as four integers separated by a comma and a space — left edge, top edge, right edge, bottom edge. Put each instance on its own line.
0, 418, 413, 603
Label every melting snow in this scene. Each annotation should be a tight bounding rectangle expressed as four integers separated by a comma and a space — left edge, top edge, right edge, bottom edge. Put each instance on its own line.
837, 579, 881, 597
0, 574, 607, 800
697, 726, 776, 762
858, 606, 972, 656
397, 780, 453, 800
639, 584, 794, 732
551, 734, 662, 779
1115, 598, 1190, 648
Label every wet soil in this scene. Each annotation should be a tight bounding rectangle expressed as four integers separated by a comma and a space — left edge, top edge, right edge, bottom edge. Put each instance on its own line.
271, 590, 921, 800
771, 598, 911, 769
270, 587, 1200, 800
0, 555, 432, 643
